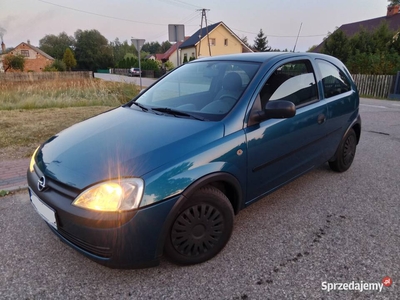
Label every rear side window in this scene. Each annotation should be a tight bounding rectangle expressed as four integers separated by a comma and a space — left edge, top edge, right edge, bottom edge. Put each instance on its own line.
260, 60, 318, 107
317, 60, 351, 98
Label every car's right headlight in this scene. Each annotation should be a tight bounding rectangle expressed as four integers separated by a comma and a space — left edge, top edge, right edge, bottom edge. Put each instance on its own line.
72, 178, 144, 212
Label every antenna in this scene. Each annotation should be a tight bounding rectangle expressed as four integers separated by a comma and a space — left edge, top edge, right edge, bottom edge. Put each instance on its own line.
196, 9, 211, 57
293, 22, 303, 52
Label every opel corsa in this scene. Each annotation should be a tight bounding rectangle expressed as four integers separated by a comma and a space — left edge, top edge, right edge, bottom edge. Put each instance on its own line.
28, 53, 361, 268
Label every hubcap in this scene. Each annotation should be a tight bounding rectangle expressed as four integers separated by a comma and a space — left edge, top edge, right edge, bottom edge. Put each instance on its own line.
171, 204, 224, 257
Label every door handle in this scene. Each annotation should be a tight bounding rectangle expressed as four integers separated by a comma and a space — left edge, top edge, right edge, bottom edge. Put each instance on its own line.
317, 114, 326, 124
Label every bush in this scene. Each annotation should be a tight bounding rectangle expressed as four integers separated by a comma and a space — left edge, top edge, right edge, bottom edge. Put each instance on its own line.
44, 59, 67, 72
140, 59, 160, 71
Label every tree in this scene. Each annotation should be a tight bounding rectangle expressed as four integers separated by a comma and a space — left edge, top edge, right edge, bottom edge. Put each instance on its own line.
322, 30, 351, 63
253, 29, 271, 52
63, 48, 77, 71
160, 41, 172, 53
39, 32, 75, 60
240, 36, 252, 49
322, 22, 400, 74
74, 29, 114, 71
142, 41, 161, 54
3, 54, 25, 72
388, 0, 400, 6
307, 45, 318, 52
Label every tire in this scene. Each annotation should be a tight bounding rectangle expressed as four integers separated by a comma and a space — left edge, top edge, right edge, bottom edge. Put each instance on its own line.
329, 128, 357, 172
164, 186, 234, 265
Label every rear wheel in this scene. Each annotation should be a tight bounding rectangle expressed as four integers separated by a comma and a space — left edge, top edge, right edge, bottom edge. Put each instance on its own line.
164, 186, 234, 265
329, 128, 357, 172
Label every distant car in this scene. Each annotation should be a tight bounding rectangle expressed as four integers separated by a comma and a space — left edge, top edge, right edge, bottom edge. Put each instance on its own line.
28, 52, 361, 269
129, 67, 142, 76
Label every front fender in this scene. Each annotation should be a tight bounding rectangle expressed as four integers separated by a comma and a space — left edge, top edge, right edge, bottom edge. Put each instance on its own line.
141, 161, 245, 209
140, 130, 247, 208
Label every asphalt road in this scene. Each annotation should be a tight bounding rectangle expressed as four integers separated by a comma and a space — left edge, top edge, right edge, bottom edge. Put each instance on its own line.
0, 98, 399, 299
94, 73, 157, 89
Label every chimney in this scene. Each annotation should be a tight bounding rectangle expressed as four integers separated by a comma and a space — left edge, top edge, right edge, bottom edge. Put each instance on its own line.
27, 39, 31, 45
1, 41, 5, 54
387, 5, 400, 17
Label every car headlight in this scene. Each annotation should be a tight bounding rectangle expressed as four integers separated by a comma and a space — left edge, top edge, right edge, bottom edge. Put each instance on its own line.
29, 146, 40, 173
72, 178, 144, 212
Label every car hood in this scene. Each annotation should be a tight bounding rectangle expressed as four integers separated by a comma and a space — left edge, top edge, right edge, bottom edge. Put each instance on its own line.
35, 107, 224, 190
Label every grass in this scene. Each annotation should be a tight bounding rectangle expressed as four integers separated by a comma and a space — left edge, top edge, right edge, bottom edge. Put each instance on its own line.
0, 78, 138, 159
0, 79, 138, 110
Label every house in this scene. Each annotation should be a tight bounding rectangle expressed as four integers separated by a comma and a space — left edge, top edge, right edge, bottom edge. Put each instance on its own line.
179, 21, 253, 61
1, 40, 54, 72
313, 5, 400, 52
145, 54, 156, 61
156, 38, 189, 68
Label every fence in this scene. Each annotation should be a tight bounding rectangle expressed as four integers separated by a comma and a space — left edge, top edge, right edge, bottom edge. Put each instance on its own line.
352, 74, 395, 99
112, 68, 166, 78
0, 71, 93, 82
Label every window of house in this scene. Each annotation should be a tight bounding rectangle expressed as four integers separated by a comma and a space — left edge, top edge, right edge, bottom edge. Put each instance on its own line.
259, 60, 318, 107
316, 60, 351, 98
224, 39, 228, 46
21, 50, 29, 57
209, 38, 216, 46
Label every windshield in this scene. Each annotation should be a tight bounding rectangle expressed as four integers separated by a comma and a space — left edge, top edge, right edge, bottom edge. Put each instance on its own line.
132, 60, 260, 121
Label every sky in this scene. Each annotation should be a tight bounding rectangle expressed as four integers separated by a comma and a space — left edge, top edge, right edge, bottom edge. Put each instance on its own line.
0, 0, 392, 52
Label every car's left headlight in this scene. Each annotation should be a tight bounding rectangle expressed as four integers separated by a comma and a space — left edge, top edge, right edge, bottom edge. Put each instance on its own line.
29, 146, 40, 173
72, 178, 144, 212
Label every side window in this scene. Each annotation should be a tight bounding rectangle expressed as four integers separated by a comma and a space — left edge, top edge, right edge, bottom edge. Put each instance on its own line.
316, 60, 351, 98
260, 60, 318, 107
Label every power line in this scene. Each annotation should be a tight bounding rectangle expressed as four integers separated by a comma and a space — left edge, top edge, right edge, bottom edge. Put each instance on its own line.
38, 0, 166, 26
147, 11, 200, 41
38, 0, 327, 39
156, 0, 201, 10
231, 27, 327, 38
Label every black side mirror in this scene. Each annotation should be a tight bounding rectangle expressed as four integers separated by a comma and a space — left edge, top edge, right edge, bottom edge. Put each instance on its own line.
251, 100, 296, 123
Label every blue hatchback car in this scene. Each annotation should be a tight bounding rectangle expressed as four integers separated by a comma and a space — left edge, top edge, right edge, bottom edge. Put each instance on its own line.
28, 52, 361, 268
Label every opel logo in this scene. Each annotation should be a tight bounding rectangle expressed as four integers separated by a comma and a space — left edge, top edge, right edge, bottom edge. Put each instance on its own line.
37, 176, 47, 192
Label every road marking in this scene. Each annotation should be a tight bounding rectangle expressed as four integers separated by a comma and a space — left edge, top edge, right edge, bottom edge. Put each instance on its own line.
360, 104, 387, 109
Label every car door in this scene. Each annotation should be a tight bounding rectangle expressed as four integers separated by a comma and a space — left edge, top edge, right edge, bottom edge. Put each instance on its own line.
245, 58, 330, 204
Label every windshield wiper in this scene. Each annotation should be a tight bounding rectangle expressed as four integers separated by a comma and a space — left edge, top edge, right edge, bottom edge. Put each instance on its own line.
152, 107, 206, 121
131, 102, 149, 112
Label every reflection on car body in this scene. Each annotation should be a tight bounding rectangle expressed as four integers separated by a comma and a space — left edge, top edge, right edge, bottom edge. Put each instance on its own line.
28, 52, 361, 268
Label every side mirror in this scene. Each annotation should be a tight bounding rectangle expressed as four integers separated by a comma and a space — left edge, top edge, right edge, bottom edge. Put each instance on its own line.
251, 100, 296, 123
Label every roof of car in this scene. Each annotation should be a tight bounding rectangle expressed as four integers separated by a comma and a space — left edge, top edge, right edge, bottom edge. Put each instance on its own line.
191, 52, 333, 63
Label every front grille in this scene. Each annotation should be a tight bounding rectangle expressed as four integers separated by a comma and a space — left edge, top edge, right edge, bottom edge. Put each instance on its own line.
58, 228, 112, 258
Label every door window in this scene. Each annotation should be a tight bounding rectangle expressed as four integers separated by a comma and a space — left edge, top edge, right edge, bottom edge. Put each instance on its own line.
259, 60, 318, 107
316, 60, 351, 98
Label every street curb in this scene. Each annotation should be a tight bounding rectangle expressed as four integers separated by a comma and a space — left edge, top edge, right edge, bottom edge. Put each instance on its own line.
1, 184, 28, 193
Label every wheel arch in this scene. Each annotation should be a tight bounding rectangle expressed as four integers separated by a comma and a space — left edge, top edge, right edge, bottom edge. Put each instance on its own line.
352, 122, 361, 144
181, 172, 243, 215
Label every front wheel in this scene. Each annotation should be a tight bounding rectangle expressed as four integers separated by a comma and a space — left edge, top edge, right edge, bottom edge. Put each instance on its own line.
329, 128, 357, 172
164, 186, 234, 265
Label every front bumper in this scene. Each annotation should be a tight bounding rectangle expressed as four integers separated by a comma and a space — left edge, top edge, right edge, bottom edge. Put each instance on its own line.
27, 169, 179, 269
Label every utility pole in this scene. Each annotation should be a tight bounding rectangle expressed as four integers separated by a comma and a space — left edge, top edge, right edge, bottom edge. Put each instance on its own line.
196, 8, 211, 58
